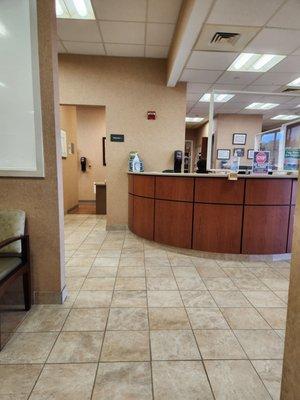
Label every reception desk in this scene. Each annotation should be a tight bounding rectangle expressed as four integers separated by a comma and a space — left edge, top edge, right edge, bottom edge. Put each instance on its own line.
128, 172, 297, 255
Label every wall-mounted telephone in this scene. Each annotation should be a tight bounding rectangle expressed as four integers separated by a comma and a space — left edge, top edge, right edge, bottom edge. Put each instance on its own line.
80, 157, 87, 172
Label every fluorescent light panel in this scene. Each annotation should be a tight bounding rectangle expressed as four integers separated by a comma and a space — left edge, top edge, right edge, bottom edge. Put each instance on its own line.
56, 0, 95, 19
271, 114, 299, 120
287, 77, 300, 87
245, 102, 279, 110
199, 93, 235, 103
228, 53, 286, 72
185, 117, 204, 123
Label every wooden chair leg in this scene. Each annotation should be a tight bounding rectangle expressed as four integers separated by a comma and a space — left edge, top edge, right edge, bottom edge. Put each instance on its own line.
23, 271, 31, 311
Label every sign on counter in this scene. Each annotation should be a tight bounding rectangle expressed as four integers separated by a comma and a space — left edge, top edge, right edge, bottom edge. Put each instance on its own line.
284, 148, 300, 171
252, 151, 270, 173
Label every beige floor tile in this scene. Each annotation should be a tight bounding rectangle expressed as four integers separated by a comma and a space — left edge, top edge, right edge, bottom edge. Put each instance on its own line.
222, 267, 256, 279
172, 266, 199, 278
107, 308, 148, 330
48, 332, 103, 363
146, 277, 177, 290
221, 307, 270, 329
88, 267, 118, 278
257, 308, 287, 330
234, 330, 284, 359
217, 261, 245, 268
74, 291, 112, 308
0, 332, 57, 364
261, 278, 289, 291
29, 363, 97, 400
101, 331, 150, 361
186, 308, 229, 330
152, 361, 213, 400
273, 267, 290, 280
92, 362, 152, 400
145, 258, 170, 267
252, 360, 283, 400
97, 250, 121, 258
192, 258, 220, 269
0, 365, 42, 398
242, 291, 286, 307
169, 255, 194, 267
111, 290, 147, 307
66, 276, 85, 290
66, 257, 95, 267
196, 265, 227, 278
231, 278, 269, 291
117, 267, 145, 277
122, 249, 144, 257
176, 276, 207, 290
150, 330, 200, 360
181, 291, 217, 308
147, 291, 183, 307
205, 360, 272, 400
63, 308, 109, 331
74, 249, 98, 257
66, 266, 90, 277
273, 290, 288, 303
93, 258, 119, 267
210, 291, 251, 307
145, 266, 173, 277
149, 308, 190, 330
81, 277, 115, 291
115, 277, 146, 290
17, 307, 69, 332
203, 277, 237, 291
119, 257, 144, 267
248, 268, 281, 279
194, 330, 246, 360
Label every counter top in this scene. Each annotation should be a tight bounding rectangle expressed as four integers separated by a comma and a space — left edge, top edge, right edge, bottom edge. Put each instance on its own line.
128, 171, 298, 179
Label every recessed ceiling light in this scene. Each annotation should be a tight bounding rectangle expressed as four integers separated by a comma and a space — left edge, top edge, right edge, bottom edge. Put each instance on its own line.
228, 53, 286, 72
271, 115, 299, 121
199, 93, 235, 103
0, 82, 6, 88
56, 0, 95, 19
287, 77, 300, 87
0, 22, 8, 37
185, 117, 204, 123
245, 102, 279, 110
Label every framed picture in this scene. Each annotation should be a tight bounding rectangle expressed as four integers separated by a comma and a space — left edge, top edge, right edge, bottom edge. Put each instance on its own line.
60, 130, 67, 159
217, 149, 230, 160
247, 149, 254, 159
102, 137, 106, 166
232, 133, 247, 145
233, 148, 245, 157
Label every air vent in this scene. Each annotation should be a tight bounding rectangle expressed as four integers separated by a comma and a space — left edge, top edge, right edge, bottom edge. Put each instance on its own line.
210, 32, 240, 45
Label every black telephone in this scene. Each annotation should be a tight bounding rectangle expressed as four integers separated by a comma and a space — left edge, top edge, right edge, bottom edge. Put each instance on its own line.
80, 157, 87, 172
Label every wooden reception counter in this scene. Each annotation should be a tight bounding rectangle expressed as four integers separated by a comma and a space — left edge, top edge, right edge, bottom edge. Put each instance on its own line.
128, 172, 298, 255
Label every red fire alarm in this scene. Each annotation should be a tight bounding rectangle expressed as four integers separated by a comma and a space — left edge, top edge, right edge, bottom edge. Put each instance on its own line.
147, 111, 156, 120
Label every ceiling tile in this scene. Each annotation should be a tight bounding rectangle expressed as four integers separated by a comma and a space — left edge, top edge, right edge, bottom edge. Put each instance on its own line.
92, 0, 147, 21
146, 23, 175, 46
270, 56, 300, 73
147, 0, 182, 23
187, 93, 202, 102
216, 71, 261, 86
292, 47, 300, 56
245, 28, 300, 55
267, 0, 300, 30
180, 69, 222, 83
251, 72, 300, 86
57, 20, 102, 42
245, 85, 282, 92
99, 21, 145, 44
105, 43, 144, 57
207, 0, 284, 26
187, 83, 211, 93
211, 83, 248, 91
63, 41, 105, 55
57, 40, 67, 53
187, 51, 238, 70
145, 45, 169, 58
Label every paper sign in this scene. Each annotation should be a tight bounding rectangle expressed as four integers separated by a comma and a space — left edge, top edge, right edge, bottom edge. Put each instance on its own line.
252, 151, 270, 173
284, 148, 300, 171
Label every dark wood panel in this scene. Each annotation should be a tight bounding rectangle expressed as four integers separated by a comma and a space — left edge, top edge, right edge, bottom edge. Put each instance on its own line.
287, 205, 295, 253
133, 196, 154, 240
128, 194, 134, 231
194, 178, 245, 204
133, 175, 155, 198
128, 175, 134, 194
155, 177, 194, 202
245, 179, 292, 205
193, 204, 243, 254
291, 179, 298, 205
154, 200, 193, 248
242, 206, 289, 254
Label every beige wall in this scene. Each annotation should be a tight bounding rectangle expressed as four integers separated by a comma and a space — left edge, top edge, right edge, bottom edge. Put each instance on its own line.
60, 105, 79, 213
0, 1, 65, 303
77, 106, 106, 201
215, 114, 263, 168
58, 55, 186, 227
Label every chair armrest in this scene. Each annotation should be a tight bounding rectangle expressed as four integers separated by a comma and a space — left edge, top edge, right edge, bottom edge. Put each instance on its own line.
0, 235, 24, 250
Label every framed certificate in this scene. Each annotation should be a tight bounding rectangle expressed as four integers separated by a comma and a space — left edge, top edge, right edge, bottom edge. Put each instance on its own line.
232, 133, 247, 145
247, 149, 254, 159
217, 149, 230, 160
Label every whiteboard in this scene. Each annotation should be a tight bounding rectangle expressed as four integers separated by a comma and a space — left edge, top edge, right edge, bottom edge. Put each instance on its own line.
0, 0, 44, 177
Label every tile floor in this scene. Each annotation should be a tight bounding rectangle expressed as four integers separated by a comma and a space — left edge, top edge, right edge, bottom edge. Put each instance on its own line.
0, 214, 290, 399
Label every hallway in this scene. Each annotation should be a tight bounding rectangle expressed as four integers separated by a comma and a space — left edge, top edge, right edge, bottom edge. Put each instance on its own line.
0, 214, 289, 399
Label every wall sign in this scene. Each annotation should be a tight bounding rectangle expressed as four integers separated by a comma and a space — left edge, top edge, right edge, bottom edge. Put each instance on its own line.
252, 151, 270, 173
110, 134, 124, 142
247, 149, 254, 159
217, 149, 230, 160
232, 133, 247, 145
284, 148, 300, 171
233, 148, 244, 157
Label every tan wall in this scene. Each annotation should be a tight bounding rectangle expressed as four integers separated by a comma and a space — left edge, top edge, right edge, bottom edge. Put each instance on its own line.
215, 114, 262, 167
60, 105, 79, 213
58, 55, 186, 227
0, 1, 65, 303
77, 106, 106, 201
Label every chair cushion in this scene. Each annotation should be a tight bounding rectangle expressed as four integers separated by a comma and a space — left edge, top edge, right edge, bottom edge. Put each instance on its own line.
0, 257, 22, 281
0, 210, 25, 254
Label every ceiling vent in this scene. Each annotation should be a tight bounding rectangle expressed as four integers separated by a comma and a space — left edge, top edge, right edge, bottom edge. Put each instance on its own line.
194, 24, 259, 52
